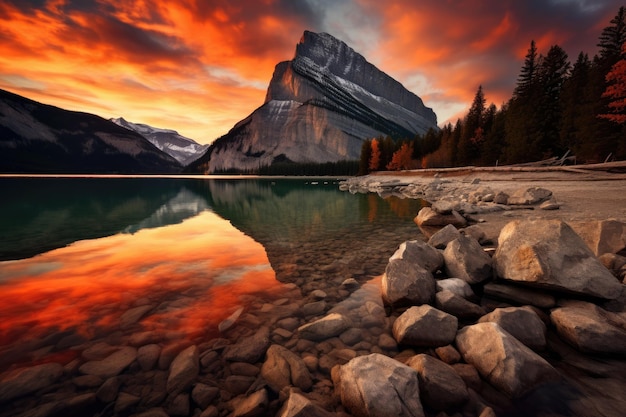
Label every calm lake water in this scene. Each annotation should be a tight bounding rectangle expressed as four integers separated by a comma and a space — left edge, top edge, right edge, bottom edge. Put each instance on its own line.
0, 176, 426, 373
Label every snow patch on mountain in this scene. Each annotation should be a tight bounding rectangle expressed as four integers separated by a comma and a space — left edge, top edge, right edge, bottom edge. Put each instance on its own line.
111, 117, 208, 165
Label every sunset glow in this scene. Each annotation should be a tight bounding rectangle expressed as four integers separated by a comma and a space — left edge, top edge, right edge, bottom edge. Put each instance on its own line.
0, 211, 287, 359
0, 0, 621, 143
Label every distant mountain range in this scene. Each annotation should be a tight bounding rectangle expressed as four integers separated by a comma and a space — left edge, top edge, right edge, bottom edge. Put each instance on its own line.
0, 89, 181, 173
188, 31, 438, 173
111, 117, 208, 165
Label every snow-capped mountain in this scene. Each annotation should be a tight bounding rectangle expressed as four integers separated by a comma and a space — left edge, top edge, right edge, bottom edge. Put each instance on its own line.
188, 31, 438, 173
111, 117, 209, 166
0, 89, 181, 173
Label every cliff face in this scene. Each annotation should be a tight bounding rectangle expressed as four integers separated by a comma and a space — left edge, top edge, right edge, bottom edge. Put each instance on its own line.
190, 31, 438, 173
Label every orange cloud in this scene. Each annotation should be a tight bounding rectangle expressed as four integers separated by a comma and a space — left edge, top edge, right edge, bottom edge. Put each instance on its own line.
0, 0, 622, 140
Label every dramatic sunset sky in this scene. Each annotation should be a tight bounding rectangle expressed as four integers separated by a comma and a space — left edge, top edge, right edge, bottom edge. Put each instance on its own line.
0, 1, 622, 144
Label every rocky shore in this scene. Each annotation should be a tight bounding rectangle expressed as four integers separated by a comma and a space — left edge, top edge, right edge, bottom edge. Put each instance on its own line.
1, 169, 626, 417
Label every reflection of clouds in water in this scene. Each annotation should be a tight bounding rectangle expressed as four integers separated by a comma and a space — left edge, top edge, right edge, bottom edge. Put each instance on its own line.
213, 264, 274, 285
0, 211, 282, 354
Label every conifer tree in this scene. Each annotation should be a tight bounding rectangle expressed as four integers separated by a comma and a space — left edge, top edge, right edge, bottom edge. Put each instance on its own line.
359, 139, 372, 175
598, 6, 626, 63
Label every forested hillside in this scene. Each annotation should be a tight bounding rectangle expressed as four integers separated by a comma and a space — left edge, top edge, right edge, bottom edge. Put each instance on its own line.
359, 6, 626, 174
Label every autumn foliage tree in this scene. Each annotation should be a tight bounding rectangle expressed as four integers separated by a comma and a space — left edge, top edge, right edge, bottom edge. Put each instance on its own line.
369, 138, 381, 171
600, 43, 626, 124
387, 142, 414, 170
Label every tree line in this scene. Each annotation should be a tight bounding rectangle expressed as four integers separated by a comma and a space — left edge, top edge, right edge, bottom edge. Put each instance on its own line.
359, 7, 626, 174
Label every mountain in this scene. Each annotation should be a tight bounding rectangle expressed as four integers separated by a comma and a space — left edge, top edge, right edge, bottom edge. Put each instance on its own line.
0, 89, 181, 173
188, 31, 438, 173
111, 117, 209, 166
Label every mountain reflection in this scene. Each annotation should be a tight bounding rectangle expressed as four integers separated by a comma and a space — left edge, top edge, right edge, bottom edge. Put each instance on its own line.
0, 177, 209, 261
0, 211, 286, 370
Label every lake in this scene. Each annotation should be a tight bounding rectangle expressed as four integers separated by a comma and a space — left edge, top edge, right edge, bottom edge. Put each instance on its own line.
0, 176, 426, 377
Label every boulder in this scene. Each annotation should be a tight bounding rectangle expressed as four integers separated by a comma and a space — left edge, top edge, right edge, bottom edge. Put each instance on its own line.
277, 392, 334, 417
427, 224, 462, 249
0, 362, 63, 403
390, 240, 444, 273
392, 305, 458, 347
261, 345, 313, 392
493, 219, 622, 300
137, 344, 161, 371
405, 354, 469, 410
434, 345, 461, 364
332, 353, 425, 417
443, 236, 493, 284
550, 301, 626, 355
506, 187, 552, 205
298, 313, 351, 341
381, 258, 436, 307
483, 282, 556, 309
456, 322, 559, 398
436, 278, 475, 300
570, 220, 626, 256
479, 307, 547, 350
414, 207, 467, 228
79, 346, 137, 378
223, 327, 271, 363
167, 345, 199, 395
435, 290, 486, 321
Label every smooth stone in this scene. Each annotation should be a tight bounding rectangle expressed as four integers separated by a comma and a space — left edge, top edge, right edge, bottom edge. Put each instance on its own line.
0, 362, 63, 403
261, 344, 313, 392
166, 345, 199, 395
298, 313, 351, 341
137, 344, 161, 371
192, 383, 219, 409
79, 346, 137, 378
223, 327, 271, 363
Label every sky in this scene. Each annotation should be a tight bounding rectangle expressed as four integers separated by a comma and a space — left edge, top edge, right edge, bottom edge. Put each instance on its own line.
0, 0, 623, 145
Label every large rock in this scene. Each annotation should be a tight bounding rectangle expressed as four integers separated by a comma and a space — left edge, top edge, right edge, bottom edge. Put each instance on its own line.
550, 301, 626, 355
570, 220, 626, 256
390, 240, 444, 273
478, 307, 547, 350
405, 354, 469, 410
381, 258, 436, 307
493, 219, 622, 300
298, 313, 351, 341
0, 363, 63, 403
167, 345, 199, 395
392, 305, 458, 347
332, 353, 425, 417
232, 389, 268, 417
261, 345, 313, 392
223, 327, 271, 363
455, 322, 559, 398
414, 207, 467, 228
443, 236, 492, 284
79, 346, 137, 378
427, 224, 462, 249
506, 187, 552, 205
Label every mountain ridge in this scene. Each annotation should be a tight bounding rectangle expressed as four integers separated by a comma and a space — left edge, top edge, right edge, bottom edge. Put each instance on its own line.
188, 31, 437, 173
111, 117, 209, 166
0, 88, 181, 173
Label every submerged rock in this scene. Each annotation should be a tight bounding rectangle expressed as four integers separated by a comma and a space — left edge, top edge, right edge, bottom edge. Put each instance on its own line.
166, 345, 199, 395
79, 346, 137, 378
298, 313, 351, 341
0, 362, 63, 403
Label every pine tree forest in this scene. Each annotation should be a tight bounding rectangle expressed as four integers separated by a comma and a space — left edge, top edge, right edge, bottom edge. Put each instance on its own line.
359, 7, 626, 174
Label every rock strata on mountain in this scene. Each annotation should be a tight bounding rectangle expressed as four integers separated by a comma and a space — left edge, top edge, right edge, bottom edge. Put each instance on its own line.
0, 89, 181, 173
111, 117, 208, 165
189, 31, 437, 173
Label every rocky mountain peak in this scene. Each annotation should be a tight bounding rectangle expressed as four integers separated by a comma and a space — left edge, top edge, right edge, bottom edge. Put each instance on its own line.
190, 31, 438, 174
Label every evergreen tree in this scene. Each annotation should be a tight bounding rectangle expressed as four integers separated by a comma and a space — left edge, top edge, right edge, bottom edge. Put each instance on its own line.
598, 6, 626, 63
560, 52, 592, 155
358, 139, 372, 175
514, 40, 538, 99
